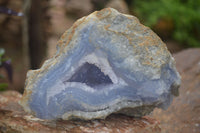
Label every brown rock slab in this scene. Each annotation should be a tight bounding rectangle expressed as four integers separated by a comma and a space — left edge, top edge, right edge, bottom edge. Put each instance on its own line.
151, 48, 200, 133
0, 91, 161, 132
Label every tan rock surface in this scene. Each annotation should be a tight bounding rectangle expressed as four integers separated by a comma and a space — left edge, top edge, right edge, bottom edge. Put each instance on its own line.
0, 92, 160, 133
47, 0, 130, 58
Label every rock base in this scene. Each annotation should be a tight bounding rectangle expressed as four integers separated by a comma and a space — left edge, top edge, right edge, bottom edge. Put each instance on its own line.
0, 91, 161, 133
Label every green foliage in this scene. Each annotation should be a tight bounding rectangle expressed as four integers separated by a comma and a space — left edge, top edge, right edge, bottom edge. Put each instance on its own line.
0, 48, 5, 66
132, 0, 200, 47
0, 48, 8, 91
0, 83, 8, 91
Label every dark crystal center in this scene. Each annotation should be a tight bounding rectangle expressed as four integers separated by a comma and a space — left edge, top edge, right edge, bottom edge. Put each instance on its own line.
67, 62, 113, 88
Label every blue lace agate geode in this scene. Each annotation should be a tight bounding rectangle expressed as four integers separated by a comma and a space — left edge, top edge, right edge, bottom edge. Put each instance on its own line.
20, 8, 181, 120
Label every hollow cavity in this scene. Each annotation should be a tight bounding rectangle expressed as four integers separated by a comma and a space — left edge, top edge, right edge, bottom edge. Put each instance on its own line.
67, 62, 113, 88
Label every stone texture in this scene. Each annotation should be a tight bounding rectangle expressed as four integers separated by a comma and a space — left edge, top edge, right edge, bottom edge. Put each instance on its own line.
47, 0, 130, 58
151, 48, 200, 133
20, 8, 180, 120
1, 48, 199, 132
0, 91, 161, 133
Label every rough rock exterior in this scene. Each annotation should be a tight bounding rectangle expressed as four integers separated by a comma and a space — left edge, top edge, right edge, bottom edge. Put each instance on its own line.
151, 48, 200, 133
1, 49, 199, 133
20, 8, 181, 120
0, 91, 161, 133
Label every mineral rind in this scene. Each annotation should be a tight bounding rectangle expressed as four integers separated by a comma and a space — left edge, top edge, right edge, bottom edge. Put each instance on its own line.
20, 8, 181, 120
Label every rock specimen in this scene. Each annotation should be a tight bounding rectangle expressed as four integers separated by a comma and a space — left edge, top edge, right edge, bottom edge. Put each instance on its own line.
0, 91, 161, 133
20, 8, 181, 120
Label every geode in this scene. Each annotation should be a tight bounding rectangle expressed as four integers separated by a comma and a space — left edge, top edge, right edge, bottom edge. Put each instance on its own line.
20, 8, 181, 120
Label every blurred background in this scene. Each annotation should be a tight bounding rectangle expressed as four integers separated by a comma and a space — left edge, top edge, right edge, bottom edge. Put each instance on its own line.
0, 0, 200, 132
0, 0, 199, 92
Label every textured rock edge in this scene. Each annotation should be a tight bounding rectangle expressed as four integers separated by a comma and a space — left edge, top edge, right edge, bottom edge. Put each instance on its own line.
19, 8, 181, 120
0, 91, 161, 133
